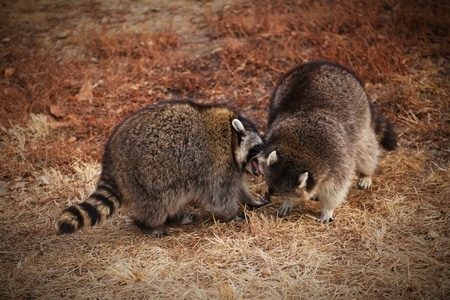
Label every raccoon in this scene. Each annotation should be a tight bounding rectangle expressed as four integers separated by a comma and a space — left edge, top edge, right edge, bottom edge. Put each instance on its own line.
257, 61, 397, 222
57, 100, 267, 237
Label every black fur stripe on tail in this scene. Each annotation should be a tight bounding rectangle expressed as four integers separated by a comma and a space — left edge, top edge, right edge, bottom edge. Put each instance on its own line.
78, 202, 100, 226
90, 192, 116, 216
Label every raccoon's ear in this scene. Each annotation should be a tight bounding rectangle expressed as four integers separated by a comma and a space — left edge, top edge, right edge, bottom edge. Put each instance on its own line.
298, 172, 308, 189
232, 119, 246, 135
267, 150, 278, 166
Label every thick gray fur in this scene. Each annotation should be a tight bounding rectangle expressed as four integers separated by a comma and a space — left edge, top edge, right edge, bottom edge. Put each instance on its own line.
258, 61, 397, 222
57, 100, 267, 237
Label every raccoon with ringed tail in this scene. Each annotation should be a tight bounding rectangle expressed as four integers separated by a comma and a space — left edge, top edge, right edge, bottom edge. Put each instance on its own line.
257, 61, 398, 222
57, 100, 268, 237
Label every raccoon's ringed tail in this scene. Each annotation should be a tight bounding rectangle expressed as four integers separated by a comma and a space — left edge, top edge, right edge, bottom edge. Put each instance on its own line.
371, 102, 398, 151
57, 184, 121, 234
380, 119, 398, 151
57, 199, 112, 234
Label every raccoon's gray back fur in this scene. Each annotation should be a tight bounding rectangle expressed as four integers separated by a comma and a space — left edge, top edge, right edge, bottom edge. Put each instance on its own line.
57, 100, 266, 237
259, 61, 397, 222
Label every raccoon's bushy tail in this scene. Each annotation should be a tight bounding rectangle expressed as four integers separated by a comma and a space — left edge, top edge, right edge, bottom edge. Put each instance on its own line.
57, 178, 121, 234
371, 102, 398, 151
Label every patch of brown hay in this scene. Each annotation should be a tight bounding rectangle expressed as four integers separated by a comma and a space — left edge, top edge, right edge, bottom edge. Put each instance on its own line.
1, 0, 449, 299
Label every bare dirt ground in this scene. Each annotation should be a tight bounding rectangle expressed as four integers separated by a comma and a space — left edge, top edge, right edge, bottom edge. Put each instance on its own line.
1, 0, 449, 299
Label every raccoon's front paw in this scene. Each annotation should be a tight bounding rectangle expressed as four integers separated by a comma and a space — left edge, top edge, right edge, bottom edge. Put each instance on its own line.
258, 198, 271, 207
309, 194, 319, 201
234, 212, 249, 222
317, 216, 334, 223
150, 230, 168, 238
247, 198, 270, 209
357, 175, 372, 190
141, 227, 168, 238
317, 209, 334, 223
277, 199, 294, 218
180, 213, 196, 225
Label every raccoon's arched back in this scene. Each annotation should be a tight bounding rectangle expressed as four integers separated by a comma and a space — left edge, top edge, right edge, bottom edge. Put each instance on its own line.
57, 177, 122, 234
268, 61, 365, 126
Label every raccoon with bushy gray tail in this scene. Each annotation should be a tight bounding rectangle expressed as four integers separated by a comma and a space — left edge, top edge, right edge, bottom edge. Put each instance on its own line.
57, 100, 267, 237
257, 61, 397, 222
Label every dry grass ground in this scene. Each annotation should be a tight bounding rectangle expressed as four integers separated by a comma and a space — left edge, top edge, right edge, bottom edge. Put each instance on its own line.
1, 0, 449, 299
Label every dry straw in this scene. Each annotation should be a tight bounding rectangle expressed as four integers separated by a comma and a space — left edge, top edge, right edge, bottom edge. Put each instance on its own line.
1, 0, 449, 299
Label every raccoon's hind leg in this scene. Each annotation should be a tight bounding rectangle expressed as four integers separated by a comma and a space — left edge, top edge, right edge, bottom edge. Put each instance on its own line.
134, 211, 194, 237
356, 134, 380, 190
133, 219, 167, 238
129, 193, 170, 238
